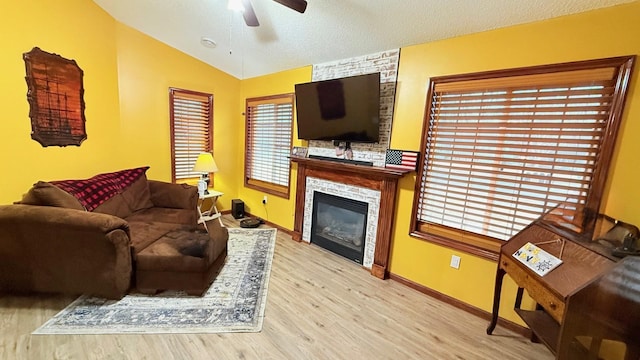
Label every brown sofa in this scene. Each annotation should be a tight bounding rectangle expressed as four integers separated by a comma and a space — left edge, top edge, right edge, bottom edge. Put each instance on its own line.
0, 167, 227, 299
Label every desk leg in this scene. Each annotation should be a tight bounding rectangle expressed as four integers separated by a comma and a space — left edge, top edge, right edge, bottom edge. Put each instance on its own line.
487, 267, 506, 335
515, 287, 524, 309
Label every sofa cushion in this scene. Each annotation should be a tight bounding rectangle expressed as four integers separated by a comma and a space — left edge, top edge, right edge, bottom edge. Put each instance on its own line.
17, 181, 85, 210
127, 220, 187, 254
93, 193, 132, 219
120, 174, 154, 213
135, 229, 213, 272
148, 180, 198, 210
126, 207, 197, 228
134, 222, 228, 295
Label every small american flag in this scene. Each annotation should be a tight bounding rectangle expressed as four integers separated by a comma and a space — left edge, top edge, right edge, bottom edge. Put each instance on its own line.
385, 149, 419, 171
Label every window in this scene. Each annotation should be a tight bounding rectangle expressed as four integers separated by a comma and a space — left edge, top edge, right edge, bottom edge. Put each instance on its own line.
169, 88, 213, 183
245, 94, 294, 198
411, 56, 635, 258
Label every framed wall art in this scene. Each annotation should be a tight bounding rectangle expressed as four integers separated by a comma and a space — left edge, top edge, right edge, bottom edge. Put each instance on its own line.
23, 47, 87, 147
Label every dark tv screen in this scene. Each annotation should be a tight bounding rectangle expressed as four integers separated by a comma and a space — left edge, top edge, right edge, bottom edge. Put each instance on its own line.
295, 72, 380, 143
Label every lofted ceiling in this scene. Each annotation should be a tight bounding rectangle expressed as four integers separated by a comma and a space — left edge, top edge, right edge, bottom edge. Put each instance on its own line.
92, 0, 635, 79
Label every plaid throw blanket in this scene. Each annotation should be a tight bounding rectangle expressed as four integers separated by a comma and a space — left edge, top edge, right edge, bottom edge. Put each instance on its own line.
51, 167, 149, 211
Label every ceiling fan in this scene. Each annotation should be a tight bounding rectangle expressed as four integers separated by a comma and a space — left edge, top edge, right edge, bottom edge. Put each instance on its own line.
239, 0, 308, 27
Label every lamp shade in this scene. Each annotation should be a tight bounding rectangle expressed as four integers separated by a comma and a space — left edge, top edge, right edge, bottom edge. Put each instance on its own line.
193, 152, 219, 173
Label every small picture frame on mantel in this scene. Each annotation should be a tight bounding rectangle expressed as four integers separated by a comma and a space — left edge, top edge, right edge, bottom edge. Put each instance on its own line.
292, 146, 308, 158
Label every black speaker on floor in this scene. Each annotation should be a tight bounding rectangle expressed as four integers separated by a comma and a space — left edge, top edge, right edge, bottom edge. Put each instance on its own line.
231, 199, 245, 219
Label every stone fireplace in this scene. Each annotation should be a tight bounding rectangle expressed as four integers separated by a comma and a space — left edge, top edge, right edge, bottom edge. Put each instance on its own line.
310, 192, 368, 264
303, 181, 381, 268
291, 157, 407, 279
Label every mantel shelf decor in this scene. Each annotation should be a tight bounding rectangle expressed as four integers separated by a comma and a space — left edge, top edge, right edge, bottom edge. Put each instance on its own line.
23, 47, 87, 147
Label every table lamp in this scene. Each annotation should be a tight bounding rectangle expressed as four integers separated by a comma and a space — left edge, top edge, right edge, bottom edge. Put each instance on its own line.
193, 152, 218, 195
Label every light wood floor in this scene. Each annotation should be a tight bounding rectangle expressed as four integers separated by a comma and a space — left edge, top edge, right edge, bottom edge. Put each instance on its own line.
0, 215, 553, 360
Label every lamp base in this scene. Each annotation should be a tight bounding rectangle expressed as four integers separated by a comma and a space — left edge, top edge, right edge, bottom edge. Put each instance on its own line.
197, 179, 207, 196
204, 176, 210, 194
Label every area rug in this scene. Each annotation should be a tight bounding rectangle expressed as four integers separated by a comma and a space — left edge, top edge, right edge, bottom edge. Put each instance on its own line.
33, 227, 277, 335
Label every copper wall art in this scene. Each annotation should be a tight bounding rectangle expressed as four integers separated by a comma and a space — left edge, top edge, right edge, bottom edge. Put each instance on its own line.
23, 47, 87, 147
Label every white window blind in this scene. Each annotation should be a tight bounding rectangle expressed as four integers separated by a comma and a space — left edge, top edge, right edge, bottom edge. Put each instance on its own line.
169, 88, 213, 182
245, 94, 294, 198
413, 57, 635, 255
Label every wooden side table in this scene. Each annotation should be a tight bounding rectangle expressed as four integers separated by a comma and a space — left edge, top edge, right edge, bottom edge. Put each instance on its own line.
197, 189, 224, 231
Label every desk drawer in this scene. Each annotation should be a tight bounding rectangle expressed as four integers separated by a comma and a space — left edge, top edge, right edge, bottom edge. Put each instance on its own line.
500, 255, 565, 323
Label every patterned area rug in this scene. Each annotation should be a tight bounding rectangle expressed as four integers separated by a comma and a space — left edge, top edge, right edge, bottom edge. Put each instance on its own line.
33, 228, 276, 334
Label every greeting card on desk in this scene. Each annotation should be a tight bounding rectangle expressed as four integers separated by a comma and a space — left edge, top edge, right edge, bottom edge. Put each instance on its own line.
513, 242, 563, 276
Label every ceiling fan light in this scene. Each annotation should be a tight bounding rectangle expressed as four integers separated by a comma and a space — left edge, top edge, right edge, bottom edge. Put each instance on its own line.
227, 0, 245, 12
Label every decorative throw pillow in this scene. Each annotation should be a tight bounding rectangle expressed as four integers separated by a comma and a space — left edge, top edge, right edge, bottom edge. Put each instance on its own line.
17, 181, 85, 210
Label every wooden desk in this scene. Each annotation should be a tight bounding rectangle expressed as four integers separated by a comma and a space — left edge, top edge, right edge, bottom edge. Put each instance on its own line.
487, 217, 616, 355
557, 256, 640, 360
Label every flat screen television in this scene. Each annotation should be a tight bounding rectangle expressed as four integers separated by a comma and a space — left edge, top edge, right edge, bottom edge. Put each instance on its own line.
295, 72, 380, 143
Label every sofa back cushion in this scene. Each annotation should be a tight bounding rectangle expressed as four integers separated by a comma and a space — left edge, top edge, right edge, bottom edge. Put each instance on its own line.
93, 193, 132, 219
120, 174, 154, 212
17, 181, 85, 210
148, 180, 198, 210
50, 167, 151, 212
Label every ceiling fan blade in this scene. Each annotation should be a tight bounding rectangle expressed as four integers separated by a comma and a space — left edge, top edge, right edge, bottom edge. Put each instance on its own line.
242, 0, 260, 26
273, 0, 307, 13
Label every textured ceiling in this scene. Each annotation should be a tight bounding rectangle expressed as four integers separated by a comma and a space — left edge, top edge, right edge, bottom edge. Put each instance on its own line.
92, 0, 635, 79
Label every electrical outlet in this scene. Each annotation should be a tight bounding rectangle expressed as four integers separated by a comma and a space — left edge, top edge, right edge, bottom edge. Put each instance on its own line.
450, 255, 461, 269
262, 195, 267, 205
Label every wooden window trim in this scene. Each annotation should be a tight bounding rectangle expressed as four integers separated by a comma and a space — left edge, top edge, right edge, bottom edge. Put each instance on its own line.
410, 56, 636, 260
169, 88, 214, 183
244, 93, 294, 199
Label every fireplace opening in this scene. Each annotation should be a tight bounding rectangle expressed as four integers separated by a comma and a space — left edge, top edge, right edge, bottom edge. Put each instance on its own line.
311, 191, 368, 264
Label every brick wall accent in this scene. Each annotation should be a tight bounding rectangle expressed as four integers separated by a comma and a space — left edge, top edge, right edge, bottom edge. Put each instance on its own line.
308, 49, 400, 166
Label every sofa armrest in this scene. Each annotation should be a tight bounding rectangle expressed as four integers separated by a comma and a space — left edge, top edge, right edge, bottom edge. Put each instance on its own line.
0, 205, 132, 299
148, 180, 198, 210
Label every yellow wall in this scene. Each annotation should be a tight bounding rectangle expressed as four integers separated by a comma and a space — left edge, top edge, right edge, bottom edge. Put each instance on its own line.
0, 0, 121, 204
0, 0, 241, 211
114, 24, 241, 210
239, 67, 312, 226
389, 2, 640, 323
